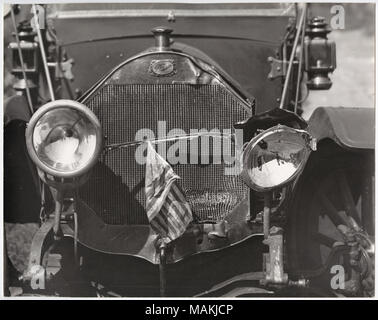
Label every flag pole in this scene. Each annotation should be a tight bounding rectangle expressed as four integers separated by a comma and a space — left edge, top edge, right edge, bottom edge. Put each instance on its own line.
158, 241, 167, 297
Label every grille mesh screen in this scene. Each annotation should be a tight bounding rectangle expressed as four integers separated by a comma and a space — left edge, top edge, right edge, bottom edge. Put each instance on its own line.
80, 84, 250, 225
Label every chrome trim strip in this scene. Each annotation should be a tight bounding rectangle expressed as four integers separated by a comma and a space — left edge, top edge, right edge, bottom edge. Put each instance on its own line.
49, 8, 295, 19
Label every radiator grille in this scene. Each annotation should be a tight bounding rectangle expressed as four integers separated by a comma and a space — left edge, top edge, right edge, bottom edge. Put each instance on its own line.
80, 84, 250, 225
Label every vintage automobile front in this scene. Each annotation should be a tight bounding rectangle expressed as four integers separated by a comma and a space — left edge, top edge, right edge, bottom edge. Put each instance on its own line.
4, 3, 375, 297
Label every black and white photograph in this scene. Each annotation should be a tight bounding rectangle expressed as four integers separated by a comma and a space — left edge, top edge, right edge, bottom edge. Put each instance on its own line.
1, 1, 376, 300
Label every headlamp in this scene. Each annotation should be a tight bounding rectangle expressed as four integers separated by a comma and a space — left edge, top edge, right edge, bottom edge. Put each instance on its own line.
26, 100, 102, 180
240, 125, 316, 192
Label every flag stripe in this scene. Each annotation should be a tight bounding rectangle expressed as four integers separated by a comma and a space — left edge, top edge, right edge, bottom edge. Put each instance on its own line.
164, 204, 185, 234
146, 179, 175, 220
151, 199, 184, 235
159, 207, 181, 235
153, 214, 169, 234
167, 185, 190, 220
154, 211, 179, 240
165, 197, 191, 229
165, 191, 186, 221
152, 202, 189, 238
150, 219, 166, 235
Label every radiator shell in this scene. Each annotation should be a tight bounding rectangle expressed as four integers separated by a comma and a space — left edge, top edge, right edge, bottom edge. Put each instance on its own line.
79, 53, 252, 225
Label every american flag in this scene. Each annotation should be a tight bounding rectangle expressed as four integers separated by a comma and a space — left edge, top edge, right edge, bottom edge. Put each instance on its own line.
145, 142, 193, 243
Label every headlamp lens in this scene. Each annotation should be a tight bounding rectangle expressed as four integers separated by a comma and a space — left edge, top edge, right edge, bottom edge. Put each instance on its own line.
241, 126, 314, 191
32, 107, 97, 173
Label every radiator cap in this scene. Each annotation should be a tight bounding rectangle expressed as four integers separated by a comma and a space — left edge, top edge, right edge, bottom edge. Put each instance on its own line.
152, 26, 173, 50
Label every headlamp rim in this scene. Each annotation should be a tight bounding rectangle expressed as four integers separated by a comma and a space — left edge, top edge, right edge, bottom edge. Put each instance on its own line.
241, 124, 313, 192
25, 99, 103, 178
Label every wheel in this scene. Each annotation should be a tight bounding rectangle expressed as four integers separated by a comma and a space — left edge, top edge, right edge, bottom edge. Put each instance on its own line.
287, 142, 374, 297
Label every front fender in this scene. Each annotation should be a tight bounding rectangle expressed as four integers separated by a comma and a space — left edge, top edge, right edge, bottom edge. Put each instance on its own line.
4, 94, 32, 126
4, 95, 40, 223
308, 107, 374, 150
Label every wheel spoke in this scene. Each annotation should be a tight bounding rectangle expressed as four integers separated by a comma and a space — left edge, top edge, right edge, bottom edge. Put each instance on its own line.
318, 191, 349, 228
311, 232, 340, 248
361, 173, 374, 235
336, 170, 362, 225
